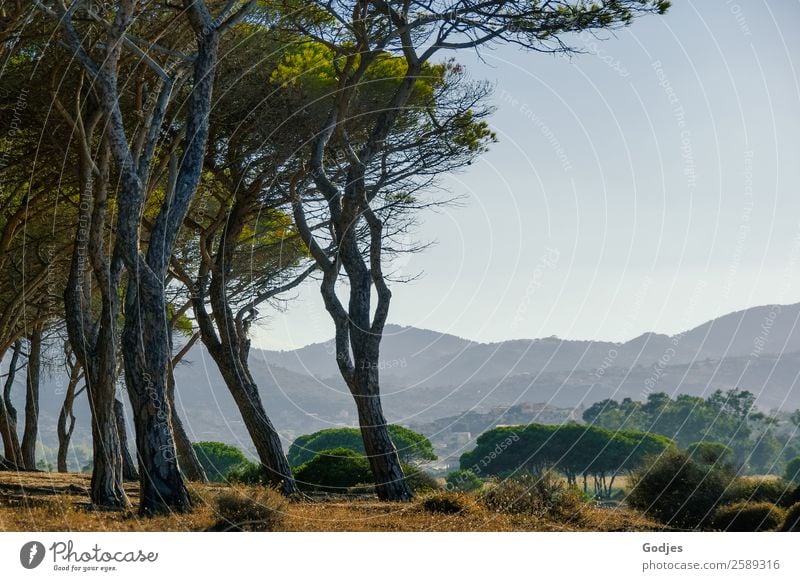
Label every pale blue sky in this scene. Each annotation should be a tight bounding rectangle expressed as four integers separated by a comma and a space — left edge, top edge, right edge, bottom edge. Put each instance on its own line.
255, 0, 800, 350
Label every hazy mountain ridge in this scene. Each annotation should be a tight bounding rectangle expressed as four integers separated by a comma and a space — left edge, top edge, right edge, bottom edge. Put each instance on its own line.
16, 302, 800, 457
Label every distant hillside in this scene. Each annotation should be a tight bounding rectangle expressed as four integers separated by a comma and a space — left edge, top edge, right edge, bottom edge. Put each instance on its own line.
10, 302, 800, 461
260, 304, 800, 384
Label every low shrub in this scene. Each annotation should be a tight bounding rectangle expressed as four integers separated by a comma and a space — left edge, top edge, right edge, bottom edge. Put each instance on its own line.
722, 477, 795, 508
403, 465, 441, 493
294, 448, 373, 493
227, 461, 269, 485
784, 457, 800, 484
686, 441, 733, 466
480, 470, 583, 518
780, 501, 800, 531
712, 501, 784, 532
445, 469, 483, 492
213, 487, 287, 531
626, 449, 734, 529
421, 491, 478, 515
192, 441, 252, 483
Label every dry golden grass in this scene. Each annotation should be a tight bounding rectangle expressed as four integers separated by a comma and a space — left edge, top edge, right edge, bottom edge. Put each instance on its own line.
0, 470, 661, 532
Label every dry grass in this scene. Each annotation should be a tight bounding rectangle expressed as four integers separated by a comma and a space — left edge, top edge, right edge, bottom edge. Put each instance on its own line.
0, 470, 661, 532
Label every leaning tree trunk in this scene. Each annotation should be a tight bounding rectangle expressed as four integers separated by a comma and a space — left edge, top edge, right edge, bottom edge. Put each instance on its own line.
21, 325, 42, 470
0, 342, 23, 467
166, 361, 207, 483
350, 356, 412, 501
167, 330, 207, 483
191, 308, 298, 494
114, 399, 139, 482
190, 195, 298, 495
213, 351, 298, 494
56, 361, 83, 473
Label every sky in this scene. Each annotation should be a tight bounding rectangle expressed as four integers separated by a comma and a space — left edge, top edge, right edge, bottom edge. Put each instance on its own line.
253, 0, 800, 351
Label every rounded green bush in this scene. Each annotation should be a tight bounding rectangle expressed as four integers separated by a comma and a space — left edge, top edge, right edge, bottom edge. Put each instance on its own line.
722, 477, 795, 508
780, 501, 800, 531
686, 441, 733, 466
288, 426, 436, 467
403, 464, 441, 493
294, 448, 373, 493
446, 469, 483, 492
784, 457, 800, 484
626, 449, 734, 529
227, 461, 269, 485
192, 441, 251, 482
712, 501, 784, 532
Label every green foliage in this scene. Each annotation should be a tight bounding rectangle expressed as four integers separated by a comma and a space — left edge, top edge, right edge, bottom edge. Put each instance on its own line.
460, 423, 672, 491
212, 487, 287, 532
288, 425, 436, 467
227, 461, 270, 486
626, 449, 734, 529
584, 390, 785, 474
784, 457, 800, 484
722, 477, 796, 508
686, 441, 733, 466
294, 448, 374, 493
446, 469, 483, 492
780, 502, 800, 531
479, 470, 584, 518
712, 501, 784, 532
421, 491, 478, 515
192, 441, 252, 482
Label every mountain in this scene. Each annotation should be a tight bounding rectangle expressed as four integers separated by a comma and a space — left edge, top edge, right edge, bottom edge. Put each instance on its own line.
261, 303, 800, 384
12, 302, 800, 462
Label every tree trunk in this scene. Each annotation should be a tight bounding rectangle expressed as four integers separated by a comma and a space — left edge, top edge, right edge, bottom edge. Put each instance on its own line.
213, 352, 298, 494
62, 143, 130, 509
21, 325, 42, 470
166, 366, 207, 483
116, 12, 222, 516
351, 372, 413, 501
340, 212, 412, 501
114, 399, 139, 482
87, 375, 129, 508
194, 248, 298, 494
56, 361, 83, 473
0, 342, 23, 467
185, 189, 298, 494
122, 282, 191, 515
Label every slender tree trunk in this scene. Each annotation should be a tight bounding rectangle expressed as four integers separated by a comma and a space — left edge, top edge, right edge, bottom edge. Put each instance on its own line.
56, 361, 83, 473
340, 214, 412, 501
166, 362, 207, 483
189, 197, 298, 494
114, 399, 139, 482
0, 342, 23, 467
353, 386, 411, 500
211, 350, 298, 494
62, 145, 130, 509
193, 282, 297, 493
296, 150, 413, 500
21, 325, 43, 470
